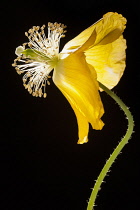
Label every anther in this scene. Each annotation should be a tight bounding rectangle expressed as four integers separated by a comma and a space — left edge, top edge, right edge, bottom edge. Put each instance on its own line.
47, 81, 50, 85
43, 93, 47, 98
12, 63, 16, 67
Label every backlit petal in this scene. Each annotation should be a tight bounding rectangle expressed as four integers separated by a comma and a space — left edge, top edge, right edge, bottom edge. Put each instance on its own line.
85, 36, 126, 89
53, 52, 104, 143
61, 21, 99, 53
61, 12, 126, 53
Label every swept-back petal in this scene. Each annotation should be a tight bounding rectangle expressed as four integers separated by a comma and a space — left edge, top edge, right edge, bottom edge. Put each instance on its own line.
85, 35, 126, 89
58, 88, 89, 144
61, 12, 126, 53
53, 52, 104, 143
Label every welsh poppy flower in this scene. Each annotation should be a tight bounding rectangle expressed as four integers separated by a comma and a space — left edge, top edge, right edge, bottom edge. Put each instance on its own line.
12, 12, 126, 144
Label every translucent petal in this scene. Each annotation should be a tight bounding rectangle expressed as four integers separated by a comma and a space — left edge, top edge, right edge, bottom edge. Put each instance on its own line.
61, 12, 126, 53
53, 52, 104, 143
85, 36, 126, 89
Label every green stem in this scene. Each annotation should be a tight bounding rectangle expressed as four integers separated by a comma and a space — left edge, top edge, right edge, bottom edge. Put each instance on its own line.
87, 82, 134, 210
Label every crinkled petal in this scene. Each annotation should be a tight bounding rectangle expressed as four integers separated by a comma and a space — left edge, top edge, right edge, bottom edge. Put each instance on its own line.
53, 52, 104, 143
61, 12, 126, 53
91, 12, 126, 46
85, 35, 126, 89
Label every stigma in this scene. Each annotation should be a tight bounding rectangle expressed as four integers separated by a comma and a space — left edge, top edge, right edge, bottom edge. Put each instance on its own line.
12, 22, 67, 98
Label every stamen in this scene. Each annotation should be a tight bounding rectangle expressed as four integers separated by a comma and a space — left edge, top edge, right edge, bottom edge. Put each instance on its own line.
24, 22, 66, 57
12, 22, 67, 98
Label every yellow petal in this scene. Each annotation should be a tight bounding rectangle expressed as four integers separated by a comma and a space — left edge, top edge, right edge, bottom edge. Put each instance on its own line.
91, 12, 126, 46
61, 12, 126, 53
85, 35, 126, 89
61, 21, 98, 53
53, 52, 104, 143
76, 29, 97, 53
58, 88, 89, 144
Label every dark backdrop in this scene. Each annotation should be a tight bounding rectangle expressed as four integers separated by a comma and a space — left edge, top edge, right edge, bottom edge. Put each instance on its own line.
0, 0, 140, 209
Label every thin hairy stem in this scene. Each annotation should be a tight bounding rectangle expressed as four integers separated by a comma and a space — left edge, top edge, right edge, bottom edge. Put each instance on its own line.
87, 82, 134, 210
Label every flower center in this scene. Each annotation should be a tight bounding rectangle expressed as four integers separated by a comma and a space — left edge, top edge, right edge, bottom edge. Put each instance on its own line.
12, 22, 67, 98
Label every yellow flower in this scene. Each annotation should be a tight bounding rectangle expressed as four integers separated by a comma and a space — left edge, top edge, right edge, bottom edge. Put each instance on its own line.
12, 12, 127, 144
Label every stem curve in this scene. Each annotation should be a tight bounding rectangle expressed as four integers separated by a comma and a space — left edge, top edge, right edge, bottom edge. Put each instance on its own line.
87, 82, 134, 210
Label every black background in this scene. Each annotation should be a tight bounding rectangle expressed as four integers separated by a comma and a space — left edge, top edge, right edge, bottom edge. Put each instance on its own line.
0, 0, 140, 209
